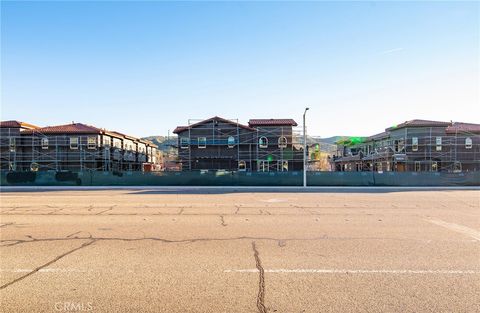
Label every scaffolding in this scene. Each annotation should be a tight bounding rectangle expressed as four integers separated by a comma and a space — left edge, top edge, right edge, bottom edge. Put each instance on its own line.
332, 127, 480, 172
0, 128, 158, 172
175, 117, 308, 172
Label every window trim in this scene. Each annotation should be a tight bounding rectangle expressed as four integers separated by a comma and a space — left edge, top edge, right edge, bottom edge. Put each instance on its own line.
259, 160, 269, 172
414, 161, 421, 172
259, 136, 268, 148
238, 160, 246, 171
465, 137, 472, 149
69, 137, 79, 150
453, 161, 462, 173
87, 137, 96, 150
412, 137, 418, 151
198, 137, 207, 148
41, 138, 49, 150
227, 136, 235, 148
435, 136, 442, 151
180, 137, 189, 149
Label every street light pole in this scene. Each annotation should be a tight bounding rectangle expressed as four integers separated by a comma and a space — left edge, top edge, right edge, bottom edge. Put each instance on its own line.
303, 107, 309, 187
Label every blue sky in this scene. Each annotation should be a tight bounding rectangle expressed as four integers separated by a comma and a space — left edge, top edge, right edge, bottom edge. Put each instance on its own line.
1, 1, 478, 137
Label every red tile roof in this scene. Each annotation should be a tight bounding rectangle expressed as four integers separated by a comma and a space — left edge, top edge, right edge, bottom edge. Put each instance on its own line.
0, 120, 39, 129
445, 122, 480, 134
248, 119, 298, 127
386, 119, 450, 131
23, 123, 102, 134
173, 116, 256, 134
173, 126, 188, 134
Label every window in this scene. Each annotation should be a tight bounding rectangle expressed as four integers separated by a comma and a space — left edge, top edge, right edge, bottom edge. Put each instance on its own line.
282, 160, 288, 172
453, 161, 462, 173
41, 138, 49, 149
397, 139, 405, 152
198, 137, 206, 148
436, 137, 442, 151
87, 137, 96, 149
386, 161, 391, 172
9, 137, 15, 152
415, 161, 421, 172
70, 137, 79, 150
9, 162, 16, 171
376, 162, 383, 172
465, 137, 472, 149
227, 136, 235, 148
431, 162, 438, 172
278, 136, 287, 148
103, 137, 110, 146
180, 137, 189, 149
259, 136, 268, 148
30, 162, 39, 172
238, 160, 246, 171
259, 160, 269, 172
412, 137, 418, 151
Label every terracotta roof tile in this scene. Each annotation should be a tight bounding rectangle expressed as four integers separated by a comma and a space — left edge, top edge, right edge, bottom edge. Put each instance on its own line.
24, 123, 102, 134
173, 116, 255, 134
386, 119, 450, 131
445, 122, 480, 134
248, 119, 298, 127
0, 120, 39, 129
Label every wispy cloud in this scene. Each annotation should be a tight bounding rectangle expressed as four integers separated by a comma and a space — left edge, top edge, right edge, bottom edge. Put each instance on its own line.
378, 47, 404, 55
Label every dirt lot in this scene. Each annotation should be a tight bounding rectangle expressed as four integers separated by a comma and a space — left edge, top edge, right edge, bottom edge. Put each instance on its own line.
1, 187, 479, 312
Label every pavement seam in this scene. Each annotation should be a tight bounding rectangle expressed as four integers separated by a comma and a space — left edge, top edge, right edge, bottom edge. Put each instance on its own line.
251, 241, 266, 313
0, 234, 450, 248
0, 239, 97, 290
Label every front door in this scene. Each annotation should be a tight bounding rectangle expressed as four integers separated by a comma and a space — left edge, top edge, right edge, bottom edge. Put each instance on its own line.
395, 162, 406, 172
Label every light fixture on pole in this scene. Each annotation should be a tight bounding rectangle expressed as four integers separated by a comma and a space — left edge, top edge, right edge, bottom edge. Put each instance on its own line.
303, 107, 309, 187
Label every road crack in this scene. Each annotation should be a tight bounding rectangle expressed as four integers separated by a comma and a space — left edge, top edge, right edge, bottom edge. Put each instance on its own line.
252, 241, 266, 313
0, 235, 432, 248
0, 239, 97, 290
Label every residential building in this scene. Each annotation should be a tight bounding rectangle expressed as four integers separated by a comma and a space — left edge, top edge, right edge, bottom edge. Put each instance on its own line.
0, 121, 158, 172
331, 120, 480, 172
173, 116, 303, 171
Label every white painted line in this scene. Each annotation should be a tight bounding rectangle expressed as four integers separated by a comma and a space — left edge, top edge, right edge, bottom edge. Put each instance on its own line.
260, 199, 288, 203
427, 219, 480, 241
224, 269, 480, 274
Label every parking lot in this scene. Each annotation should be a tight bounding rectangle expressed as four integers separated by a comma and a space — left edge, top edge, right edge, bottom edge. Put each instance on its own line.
1, 187, 479, 312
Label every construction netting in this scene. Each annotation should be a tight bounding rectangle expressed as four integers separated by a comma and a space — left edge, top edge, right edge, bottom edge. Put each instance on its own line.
1, 170, 478, 186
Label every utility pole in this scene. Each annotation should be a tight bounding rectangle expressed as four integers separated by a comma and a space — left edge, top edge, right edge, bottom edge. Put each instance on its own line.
303, 107, 309, 187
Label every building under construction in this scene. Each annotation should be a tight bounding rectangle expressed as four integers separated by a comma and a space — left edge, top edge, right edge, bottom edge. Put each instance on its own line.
173, 116, 305, 171
0, 121, 159, 172
331, 119, 480, 172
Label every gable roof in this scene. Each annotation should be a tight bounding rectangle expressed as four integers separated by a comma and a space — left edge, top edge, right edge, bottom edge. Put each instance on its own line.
23, 123, 102, 134
368, 131, 389, 141
386, 119, 450, 131
445, 122, 480, 134
248, 119, 298, 127
0, 120, 39, 130
173, 116, 255, 134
